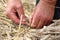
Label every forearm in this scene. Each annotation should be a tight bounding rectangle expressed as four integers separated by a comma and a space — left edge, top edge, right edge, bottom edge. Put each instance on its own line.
36, 0, 56, 17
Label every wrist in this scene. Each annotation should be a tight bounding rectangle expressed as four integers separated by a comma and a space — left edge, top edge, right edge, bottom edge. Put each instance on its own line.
7, 0, 22, 5
39, 0, 56, 7
7, 0, 20, 3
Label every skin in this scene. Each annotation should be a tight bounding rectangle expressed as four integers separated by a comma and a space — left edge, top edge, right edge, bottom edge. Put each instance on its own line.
29, 0, 56, 28
6, 0, 26, 24
6, 0, 56, 28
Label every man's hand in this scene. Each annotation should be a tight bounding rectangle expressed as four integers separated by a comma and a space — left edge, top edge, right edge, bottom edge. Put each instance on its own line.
6, 0, 26, 24
29, 0, 56, 28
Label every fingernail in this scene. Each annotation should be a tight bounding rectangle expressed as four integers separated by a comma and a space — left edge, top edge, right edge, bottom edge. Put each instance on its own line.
22, 18, 26, 24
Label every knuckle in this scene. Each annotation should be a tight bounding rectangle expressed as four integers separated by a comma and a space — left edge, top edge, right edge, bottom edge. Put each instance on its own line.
6, 10, 10, 13
6, 10, 11, 17
16, 5, 22, 9
6, 8, 11, 13
6, 11, 10, 15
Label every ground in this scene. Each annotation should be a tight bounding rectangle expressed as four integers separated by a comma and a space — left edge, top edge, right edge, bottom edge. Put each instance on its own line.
0, 0, 60, 40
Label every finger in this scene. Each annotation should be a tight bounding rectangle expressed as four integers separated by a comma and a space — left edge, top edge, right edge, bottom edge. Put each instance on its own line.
31, 8, 36, 17
16, 6, 24, 16
29, 9, 36, 25
6, 12, 20, 24
29, 16, 33, 26
43, 20, 48, 26
31, 15, 40, 28
45, 20, 51, 26
37, 19, 44, 29
16, 7, 26, 24
44, 18, 52, 26
21, 15, 26, 24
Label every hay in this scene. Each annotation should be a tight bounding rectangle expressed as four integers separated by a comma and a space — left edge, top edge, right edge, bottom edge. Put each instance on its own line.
0, 0, 60, 40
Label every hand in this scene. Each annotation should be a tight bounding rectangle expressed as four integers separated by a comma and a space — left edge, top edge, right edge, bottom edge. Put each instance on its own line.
6, 0, 26, 24
29, 0, 56, 28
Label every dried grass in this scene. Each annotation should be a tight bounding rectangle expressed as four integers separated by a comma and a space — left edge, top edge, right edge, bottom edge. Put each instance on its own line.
0, 0, 60, 40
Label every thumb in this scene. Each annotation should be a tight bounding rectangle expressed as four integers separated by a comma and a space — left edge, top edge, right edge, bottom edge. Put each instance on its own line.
16, 7, 26, 24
